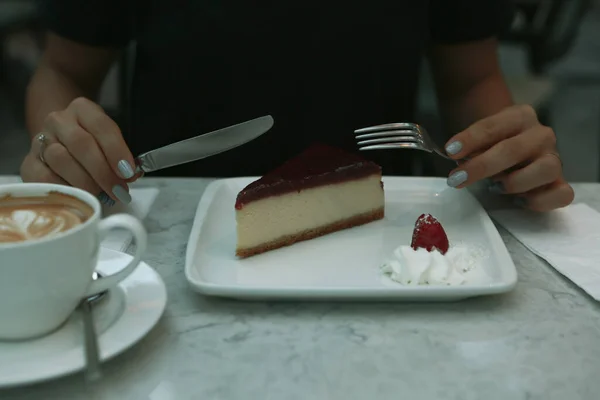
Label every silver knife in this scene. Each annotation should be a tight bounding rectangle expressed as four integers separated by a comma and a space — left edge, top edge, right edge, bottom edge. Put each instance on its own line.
134, 115, 274, 173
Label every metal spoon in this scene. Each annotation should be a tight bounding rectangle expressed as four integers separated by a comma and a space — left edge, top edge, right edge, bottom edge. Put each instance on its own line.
88, 272, 108, 303
81, 271, 108, 382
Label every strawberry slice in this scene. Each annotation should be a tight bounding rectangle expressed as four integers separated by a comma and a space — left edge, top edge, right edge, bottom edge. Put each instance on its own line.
410, 214, 449, 254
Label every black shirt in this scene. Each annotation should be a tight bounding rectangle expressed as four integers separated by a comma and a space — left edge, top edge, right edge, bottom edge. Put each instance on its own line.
40, 0, 513, 177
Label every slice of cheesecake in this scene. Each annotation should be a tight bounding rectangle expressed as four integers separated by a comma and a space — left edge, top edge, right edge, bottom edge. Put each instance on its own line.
235, 143, 385, 258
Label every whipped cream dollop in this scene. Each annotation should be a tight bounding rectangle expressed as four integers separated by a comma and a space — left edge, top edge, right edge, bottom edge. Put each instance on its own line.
381, 245, 481, 286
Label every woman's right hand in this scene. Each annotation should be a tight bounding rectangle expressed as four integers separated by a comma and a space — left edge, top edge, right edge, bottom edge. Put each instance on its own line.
20, 97, 138, 206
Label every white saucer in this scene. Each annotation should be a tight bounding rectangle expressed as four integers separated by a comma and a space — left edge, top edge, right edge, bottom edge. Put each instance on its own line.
0, 248, 167, 388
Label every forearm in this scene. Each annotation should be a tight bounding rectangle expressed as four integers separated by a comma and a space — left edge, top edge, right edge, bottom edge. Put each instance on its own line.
437, 71, 513, 133
25, 32, 116, 137
428, 38, 514, 134
25, 60, 93, 137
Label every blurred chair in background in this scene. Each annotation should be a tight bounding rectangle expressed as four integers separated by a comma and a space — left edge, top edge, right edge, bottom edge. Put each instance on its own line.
0, 0, 39, 97
502, 0, 592, 123
0, 0, 39, 174
505, 0, 592, 74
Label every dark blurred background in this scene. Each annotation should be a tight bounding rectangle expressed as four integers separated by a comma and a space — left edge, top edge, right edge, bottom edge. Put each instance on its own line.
1, 0, 599, 180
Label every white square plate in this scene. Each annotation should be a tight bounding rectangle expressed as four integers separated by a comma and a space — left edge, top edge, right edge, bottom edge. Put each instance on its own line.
184, 177, 517, 301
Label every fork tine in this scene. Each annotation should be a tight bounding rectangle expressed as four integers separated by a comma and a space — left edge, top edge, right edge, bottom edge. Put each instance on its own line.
356, 136, 421, 146
358, 142, 431, 152
355, 129, 419, 140
354, 122, 422, 134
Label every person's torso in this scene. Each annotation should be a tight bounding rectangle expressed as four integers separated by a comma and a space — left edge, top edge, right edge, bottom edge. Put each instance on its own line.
127, 0, 431, 176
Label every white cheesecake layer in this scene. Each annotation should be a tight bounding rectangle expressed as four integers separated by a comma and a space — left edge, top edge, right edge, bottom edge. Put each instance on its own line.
236, 175, 384, 249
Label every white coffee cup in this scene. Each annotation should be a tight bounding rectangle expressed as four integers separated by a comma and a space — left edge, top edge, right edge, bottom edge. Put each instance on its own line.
0, 183, 147, 340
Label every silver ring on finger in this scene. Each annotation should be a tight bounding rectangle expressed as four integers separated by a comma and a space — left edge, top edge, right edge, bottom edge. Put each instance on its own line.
36, 133, 49, 165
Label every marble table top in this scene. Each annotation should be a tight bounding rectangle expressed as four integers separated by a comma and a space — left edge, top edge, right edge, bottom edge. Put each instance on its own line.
1, 176, 600, 400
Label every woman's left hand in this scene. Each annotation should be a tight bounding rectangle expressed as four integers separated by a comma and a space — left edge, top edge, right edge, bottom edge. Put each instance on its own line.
443, 104, 574, 212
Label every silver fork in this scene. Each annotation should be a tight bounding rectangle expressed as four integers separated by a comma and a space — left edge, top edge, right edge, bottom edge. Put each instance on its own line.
354, 122, 454, 161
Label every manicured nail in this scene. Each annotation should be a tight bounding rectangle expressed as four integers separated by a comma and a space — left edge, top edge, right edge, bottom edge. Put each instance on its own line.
98, 192, 115, 207
447, 170, 468, 187
445, 141, 463, 155
488, 181, 505, 194
117, 160, 135, 179
112, 185, 132, 204
514, 197, 527, 208
98, 192, 109, 203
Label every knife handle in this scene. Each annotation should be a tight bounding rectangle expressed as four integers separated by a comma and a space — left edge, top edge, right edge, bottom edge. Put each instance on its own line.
133, 157, 146, 176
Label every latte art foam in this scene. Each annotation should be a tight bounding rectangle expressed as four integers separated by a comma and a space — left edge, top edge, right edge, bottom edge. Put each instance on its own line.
0, 191, 94, 244
0, 208, 84, 242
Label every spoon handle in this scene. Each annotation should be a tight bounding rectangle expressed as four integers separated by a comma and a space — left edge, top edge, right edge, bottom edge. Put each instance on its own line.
81, 300, 102, 381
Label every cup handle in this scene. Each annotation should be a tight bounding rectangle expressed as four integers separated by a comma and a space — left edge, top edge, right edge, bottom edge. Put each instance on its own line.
83, 214, 148, 297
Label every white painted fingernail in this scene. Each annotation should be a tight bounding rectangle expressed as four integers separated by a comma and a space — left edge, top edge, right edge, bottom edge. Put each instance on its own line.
445, 141, 463, 155
112, 185, 131, 204
97, 192, 115, 207
117, 160, 134, 179
447, 170, 468, 187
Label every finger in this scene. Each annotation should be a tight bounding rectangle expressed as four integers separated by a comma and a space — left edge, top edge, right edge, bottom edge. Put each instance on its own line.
69, 97, 137, 180
51, 119, 131, 204
491, 153, 562, 194
43, 141, 103, 195
447, 125, 553, 188
19, 152, 68, 185
516, 180, 574, 212
444, 104, 539, 159
23, 147, 115, 206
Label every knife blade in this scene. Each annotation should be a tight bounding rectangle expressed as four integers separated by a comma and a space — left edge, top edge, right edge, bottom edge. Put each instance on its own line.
134, 115, 274, 173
